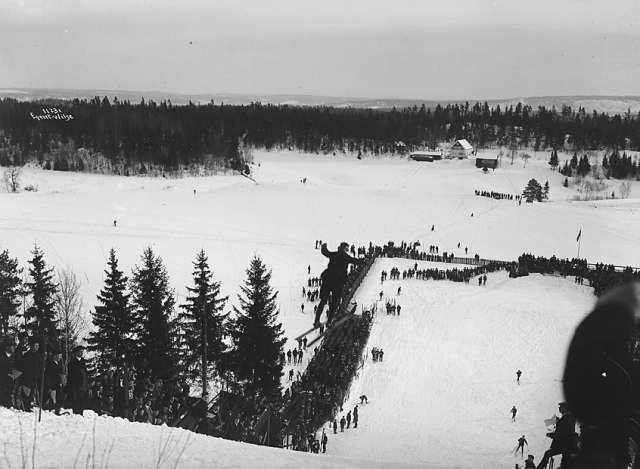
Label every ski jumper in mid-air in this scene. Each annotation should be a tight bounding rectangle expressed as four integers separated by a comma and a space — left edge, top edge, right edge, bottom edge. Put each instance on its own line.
313, 242, 362, 327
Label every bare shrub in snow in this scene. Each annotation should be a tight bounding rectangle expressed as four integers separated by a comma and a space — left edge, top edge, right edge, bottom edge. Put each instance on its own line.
573, 178, 611, 201
2, 166, 21, 192
619, 181, 632, 199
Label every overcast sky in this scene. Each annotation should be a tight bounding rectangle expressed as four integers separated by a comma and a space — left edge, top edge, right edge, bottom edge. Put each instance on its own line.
1, 0, 640, 100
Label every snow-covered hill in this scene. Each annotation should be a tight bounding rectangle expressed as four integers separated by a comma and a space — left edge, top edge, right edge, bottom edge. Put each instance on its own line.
0, 407, 418, 469
1, 150, 637, 467
328, 259, 593, 468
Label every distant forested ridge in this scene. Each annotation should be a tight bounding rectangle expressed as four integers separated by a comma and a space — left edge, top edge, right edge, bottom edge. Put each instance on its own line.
1, 97, 640, 174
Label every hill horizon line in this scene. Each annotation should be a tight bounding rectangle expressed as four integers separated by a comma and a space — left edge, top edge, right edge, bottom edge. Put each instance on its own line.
3, 87, 640, 114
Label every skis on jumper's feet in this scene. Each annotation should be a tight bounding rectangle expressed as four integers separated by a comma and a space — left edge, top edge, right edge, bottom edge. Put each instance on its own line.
306, 302, 358, 348
295, 322, 325, 342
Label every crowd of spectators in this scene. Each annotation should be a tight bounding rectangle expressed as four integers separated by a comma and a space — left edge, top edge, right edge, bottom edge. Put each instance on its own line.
281, 312, 372, 451
281, 256, 376, 452
475, 189, 520, 201
0, 336, 88, 415
0, 334, 193, 428
516, 253, 640, 296
382, 262, 506, 285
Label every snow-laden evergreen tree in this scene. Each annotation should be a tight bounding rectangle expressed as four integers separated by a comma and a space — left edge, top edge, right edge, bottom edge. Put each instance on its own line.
228, 256, 285, 401
87, 249, 135, 377
178, 250, 228, 397
0, 249, 22, 336
130, 247, 180, 381
24, 245, 60, 349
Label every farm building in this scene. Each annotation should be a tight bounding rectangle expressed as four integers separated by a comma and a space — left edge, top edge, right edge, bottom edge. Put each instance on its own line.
409, 151, 443, 162
449, 139, 473, 158
475, 155, 499, 169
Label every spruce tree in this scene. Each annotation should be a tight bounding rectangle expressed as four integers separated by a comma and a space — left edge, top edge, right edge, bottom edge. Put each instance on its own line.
523, 179, 543, 202
0, 249, 22, 336
24, 245, 60, 349
577, 155, 591, 176
548, 150, 558, 169
228, 256, 285, 401
87, 249, 135, 377
130, 247, 179, 381
178, 250, 228, 397
570, 152, 578, 170
559, 160, 572, 177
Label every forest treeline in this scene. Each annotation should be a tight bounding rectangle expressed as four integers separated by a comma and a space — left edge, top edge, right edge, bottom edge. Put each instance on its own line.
1, 97, 640, 174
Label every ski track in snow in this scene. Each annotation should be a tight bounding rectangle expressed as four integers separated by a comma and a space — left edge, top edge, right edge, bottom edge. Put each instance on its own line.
0, 150, 637, 468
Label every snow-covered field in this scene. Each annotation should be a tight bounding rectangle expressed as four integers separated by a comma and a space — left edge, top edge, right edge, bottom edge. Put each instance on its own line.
1, 150, 639, 468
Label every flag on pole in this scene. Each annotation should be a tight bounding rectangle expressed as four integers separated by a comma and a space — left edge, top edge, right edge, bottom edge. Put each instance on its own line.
576, 229, 581, 242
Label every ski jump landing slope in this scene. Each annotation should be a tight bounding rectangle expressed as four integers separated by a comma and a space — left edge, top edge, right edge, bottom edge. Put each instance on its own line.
328, 257, 594, 469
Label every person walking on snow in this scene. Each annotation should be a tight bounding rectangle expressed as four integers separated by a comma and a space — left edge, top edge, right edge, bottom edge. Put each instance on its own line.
332, 419, 338, 434
313, 242, 363, 327
353, 405, 359, 428
516, 435, 528, 457
516, 370, 522, 384
346, 410, 351, 428
511, 406, 517, 422
340, 416, 346, 432
321, 430, 328, 453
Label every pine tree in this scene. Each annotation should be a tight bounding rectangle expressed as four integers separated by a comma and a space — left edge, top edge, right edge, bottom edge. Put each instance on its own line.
130, 247, 179, 381
87, 249, 135, 377
548, 150, 559, 170
0, 249, 22, 336
602, 154, 609, 172
577, 155, 591, 176
228, 256, 285, 401
543, 180, 550, 200
178, 250, 229, 397
559, 160, 572, 177
570, 152, 578, 169
24, 245, 60, 349
523, 178, 543, 202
